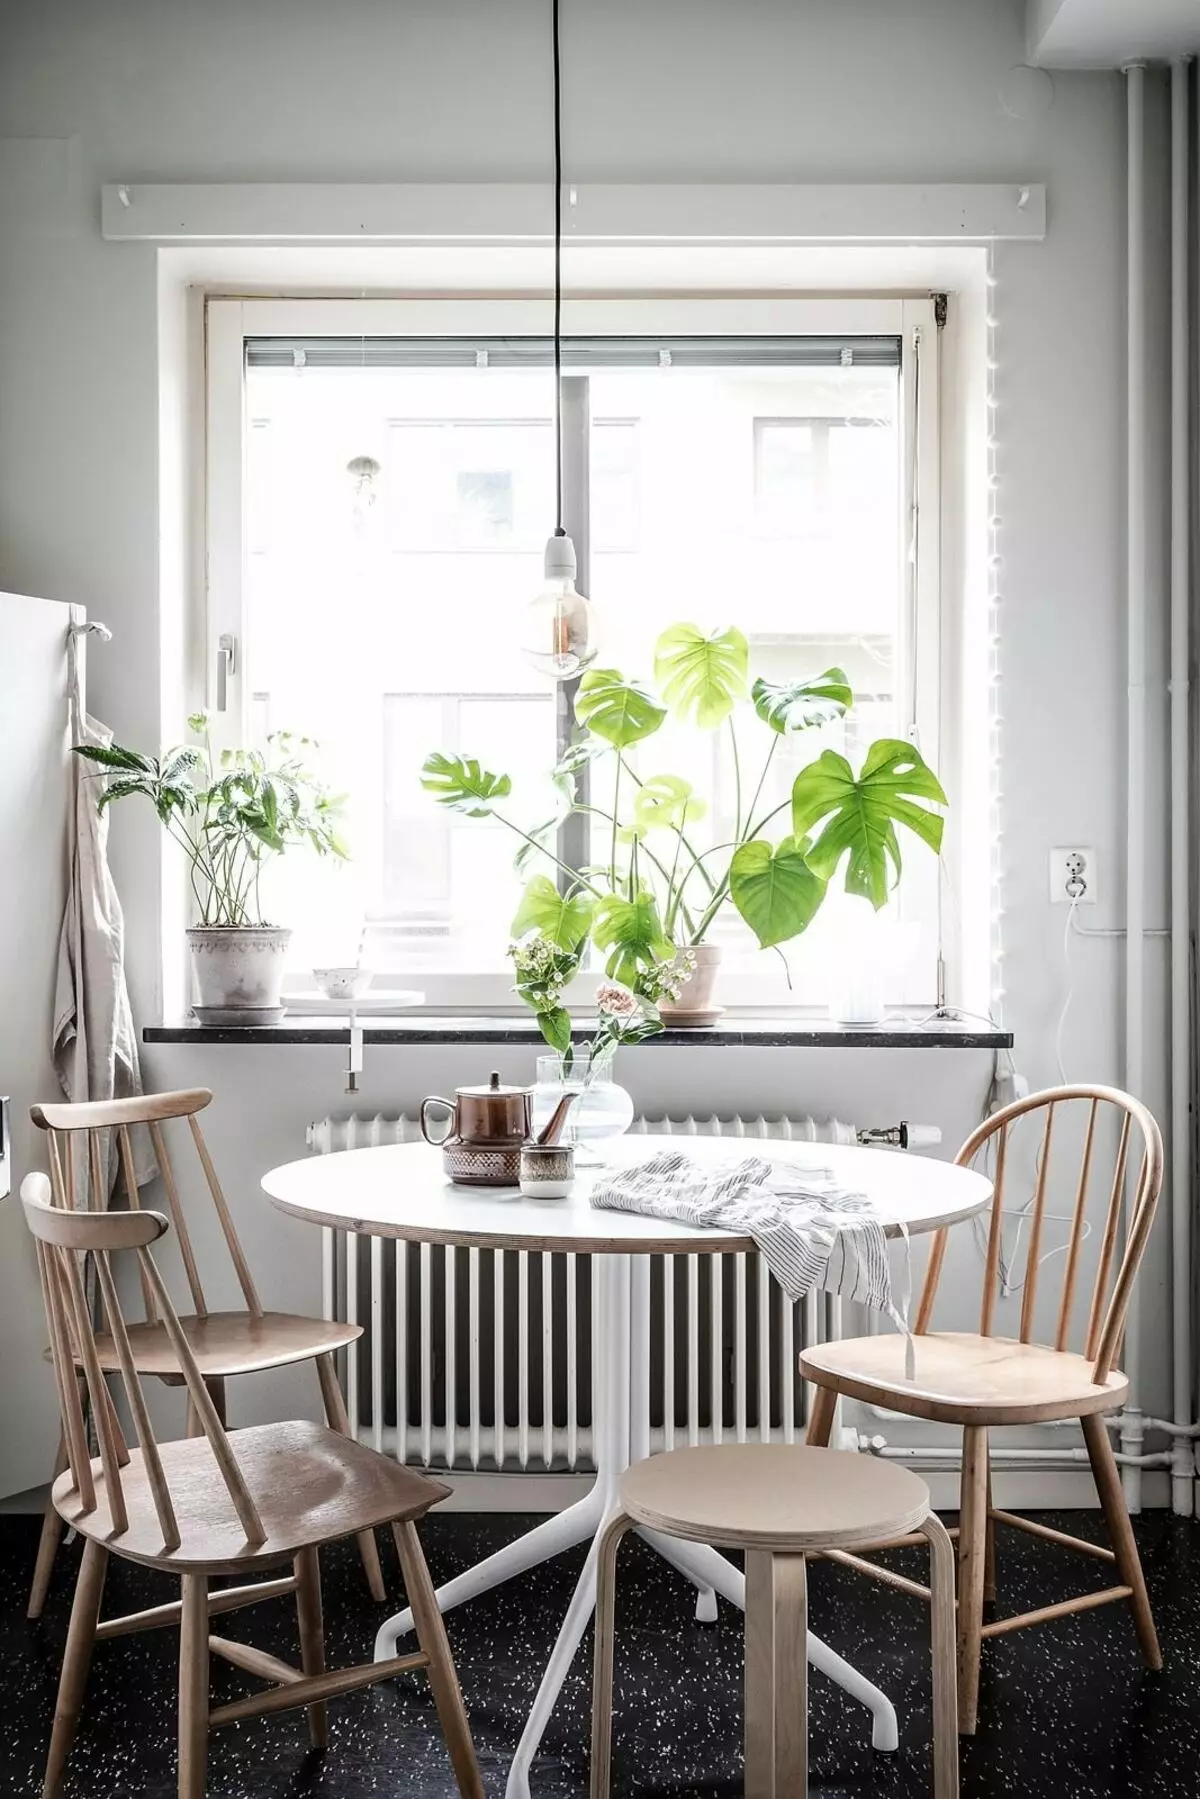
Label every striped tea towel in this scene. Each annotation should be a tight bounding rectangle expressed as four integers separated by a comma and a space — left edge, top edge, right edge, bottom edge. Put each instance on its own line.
591, 1149, 913, 1367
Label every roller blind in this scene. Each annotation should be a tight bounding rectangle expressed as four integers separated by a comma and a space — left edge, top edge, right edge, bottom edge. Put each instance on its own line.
244, 335, 902, 371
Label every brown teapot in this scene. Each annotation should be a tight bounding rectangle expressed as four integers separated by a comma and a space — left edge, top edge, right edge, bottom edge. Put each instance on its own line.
421, 1072, 575, 1187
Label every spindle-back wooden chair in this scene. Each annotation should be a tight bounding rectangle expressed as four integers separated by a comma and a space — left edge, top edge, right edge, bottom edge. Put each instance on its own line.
800, 1084, 1164, 1734
21, 1173, 482, 1799
26, 1087, 384, 1619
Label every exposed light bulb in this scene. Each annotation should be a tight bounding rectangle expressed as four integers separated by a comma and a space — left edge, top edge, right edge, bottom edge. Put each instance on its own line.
523, 532, 600, 680
346, 454, 380, 523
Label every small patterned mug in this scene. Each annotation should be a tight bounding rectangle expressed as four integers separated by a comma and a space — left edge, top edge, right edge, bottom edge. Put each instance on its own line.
519, 1142, 575, 1200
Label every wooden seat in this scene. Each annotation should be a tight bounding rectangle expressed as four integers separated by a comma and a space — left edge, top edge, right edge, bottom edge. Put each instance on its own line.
26, 1088, 386, 1618
54, 1420, 440, 1573
89, 1311, 360, 1380
591, 1444, 958, 1798
800, 1083, 1165, 1736
801, 1330, 1129, 1426
20, 1175, 484, 1799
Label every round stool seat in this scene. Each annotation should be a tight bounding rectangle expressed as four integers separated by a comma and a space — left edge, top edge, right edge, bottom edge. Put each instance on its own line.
619, 1444, 931, 1552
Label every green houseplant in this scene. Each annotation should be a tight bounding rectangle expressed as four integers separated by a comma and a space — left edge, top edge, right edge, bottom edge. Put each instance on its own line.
74, 712, 347, 1020
422, 623, 946, 1024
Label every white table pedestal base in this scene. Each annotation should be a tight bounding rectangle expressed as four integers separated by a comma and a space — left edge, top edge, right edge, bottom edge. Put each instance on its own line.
373, 1253, 900, 1795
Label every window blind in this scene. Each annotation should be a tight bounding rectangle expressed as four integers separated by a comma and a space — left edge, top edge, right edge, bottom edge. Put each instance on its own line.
244, 335, 901, 371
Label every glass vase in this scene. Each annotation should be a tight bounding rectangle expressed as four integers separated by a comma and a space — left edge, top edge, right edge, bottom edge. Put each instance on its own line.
532, 1050, 635, 1160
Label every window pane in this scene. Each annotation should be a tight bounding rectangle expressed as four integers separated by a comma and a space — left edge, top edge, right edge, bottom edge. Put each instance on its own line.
244, 366, 562, 975
585, 363, 913, 998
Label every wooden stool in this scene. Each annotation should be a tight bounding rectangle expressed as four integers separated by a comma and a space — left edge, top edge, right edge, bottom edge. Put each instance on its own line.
591, 1443, 957, 1799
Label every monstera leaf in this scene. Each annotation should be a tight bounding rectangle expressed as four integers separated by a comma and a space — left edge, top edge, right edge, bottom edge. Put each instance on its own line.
591, 890, 674, 984
574, 669, 666, 748
729, 836, 827, 949
654, 624, 749, 728
752, 669, 852, 736
420, 752, 511, 817
790, 738, 946, 910
629, 774, 707, 836
511, 875, 595, 953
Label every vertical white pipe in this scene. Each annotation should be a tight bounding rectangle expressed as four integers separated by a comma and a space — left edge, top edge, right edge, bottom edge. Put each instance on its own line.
1122, 62, 1147, 1511
1169, 58, 1194, 1516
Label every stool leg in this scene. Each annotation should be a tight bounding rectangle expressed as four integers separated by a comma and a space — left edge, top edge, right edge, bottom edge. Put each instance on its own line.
745, 1551, 807, 1798
920, 1513, 960, 1799
956, 1426, 988, 1733
590, 1513, 635, 1799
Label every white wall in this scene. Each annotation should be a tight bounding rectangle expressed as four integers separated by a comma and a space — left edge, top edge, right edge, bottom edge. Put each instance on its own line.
0, 2, 1174, 1481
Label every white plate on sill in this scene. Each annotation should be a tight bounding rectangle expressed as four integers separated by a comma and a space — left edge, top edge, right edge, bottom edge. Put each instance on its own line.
286, 990, 426, 1016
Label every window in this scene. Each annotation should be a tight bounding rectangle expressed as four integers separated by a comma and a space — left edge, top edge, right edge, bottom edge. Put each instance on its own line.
207, 298, 940, 1008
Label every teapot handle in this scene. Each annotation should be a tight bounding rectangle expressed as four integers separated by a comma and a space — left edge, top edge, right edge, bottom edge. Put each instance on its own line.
420, 1096, 457, 1146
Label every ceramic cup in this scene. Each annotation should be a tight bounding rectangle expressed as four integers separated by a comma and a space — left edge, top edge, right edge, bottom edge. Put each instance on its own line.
519, 1142, 575, 1200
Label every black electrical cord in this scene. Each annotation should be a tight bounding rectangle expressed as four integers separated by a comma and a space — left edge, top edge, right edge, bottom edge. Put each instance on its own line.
552, 0, 565, 537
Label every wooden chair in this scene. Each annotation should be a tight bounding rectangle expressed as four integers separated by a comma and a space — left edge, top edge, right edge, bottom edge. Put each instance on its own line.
26, 1087, 385, 1620
20, 1172, 483, 1799
591, 1443, 958, 1798
800, 1083, 1165, 1735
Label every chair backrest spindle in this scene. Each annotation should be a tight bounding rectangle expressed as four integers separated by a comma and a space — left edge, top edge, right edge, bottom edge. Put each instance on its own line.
186, 1113, 262, 1317
1055, 1097, 1099, 1350
977, 1123, 1009, 1337
1018, 1101, 1057, 1342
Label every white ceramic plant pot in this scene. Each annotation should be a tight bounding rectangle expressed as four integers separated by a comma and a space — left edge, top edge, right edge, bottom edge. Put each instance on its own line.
186, 926, 291, 1022
658, 942, 723, 1028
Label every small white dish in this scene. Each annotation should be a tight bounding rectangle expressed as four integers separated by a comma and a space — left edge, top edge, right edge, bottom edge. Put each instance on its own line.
313, 966, 374, 1001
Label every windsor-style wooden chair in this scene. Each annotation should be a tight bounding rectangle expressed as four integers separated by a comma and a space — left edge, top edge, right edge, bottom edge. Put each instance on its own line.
26, 1088, 385, 1620
20, 1173, 483, 1799
800, 1084, 1164, 1735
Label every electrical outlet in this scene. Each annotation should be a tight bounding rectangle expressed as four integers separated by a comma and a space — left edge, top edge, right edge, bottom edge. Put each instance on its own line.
1049, 847, 1097, 905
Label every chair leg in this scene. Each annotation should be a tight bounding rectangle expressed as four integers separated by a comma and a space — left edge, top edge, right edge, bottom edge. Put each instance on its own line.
178, 1574, 209, 1799
984, 1451, 997, 1604
42, 1538, 107, 1799
920, 1513, 960, 1799
591, 1513, 635, 1799
205, 1376, 227, 1428
28, 1432, 68, 1620
392, 1520, 483, 1799
805, 1383, 837, 1448
745, 1550, 807, 1798
317, 1354, 386, 1602
294, 1546, 329, 1748
956, 1426, 989, 1734
1082, 1413, 1162, 1670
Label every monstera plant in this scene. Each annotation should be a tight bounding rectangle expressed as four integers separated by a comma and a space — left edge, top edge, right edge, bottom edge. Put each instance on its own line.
421, 623, 946, 1022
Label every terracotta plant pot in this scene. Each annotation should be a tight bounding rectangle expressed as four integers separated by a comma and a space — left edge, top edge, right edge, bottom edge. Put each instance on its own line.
186, 925, 291, 1024
658, 942, 723, 1028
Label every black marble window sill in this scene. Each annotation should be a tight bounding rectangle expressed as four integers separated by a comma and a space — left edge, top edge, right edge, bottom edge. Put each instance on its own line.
144, 1015, 1011, 1050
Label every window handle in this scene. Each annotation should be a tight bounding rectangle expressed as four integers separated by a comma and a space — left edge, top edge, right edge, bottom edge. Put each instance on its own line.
216, 633, 237, 711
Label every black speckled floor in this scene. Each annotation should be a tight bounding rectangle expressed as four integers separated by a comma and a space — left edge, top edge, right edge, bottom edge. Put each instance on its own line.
2, 1509, 1197, 1796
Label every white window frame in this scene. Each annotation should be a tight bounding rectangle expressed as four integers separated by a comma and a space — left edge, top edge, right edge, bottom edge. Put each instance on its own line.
205, 293, 942, 1012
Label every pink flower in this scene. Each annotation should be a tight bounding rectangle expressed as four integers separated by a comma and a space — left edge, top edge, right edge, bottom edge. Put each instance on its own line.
595, 982, 638, 1018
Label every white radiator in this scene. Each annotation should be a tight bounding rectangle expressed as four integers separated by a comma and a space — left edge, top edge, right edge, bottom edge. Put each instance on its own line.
308, 1112, 859, 1475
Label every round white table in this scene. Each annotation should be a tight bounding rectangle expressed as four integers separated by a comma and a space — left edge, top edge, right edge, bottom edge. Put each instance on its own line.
263, 1135, 991, 1797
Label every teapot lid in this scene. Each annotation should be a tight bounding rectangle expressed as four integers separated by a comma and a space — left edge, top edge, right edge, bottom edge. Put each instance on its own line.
457, 1070, 531, 1098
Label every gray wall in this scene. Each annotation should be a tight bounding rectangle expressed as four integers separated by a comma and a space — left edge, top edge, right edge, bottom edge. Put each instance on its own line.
0, 2, 1172, 1461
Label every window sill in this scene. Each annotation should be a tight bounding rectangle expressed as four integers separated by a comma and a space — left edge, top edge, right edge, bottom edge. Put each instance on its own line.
143, 1014, 1011, 1050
